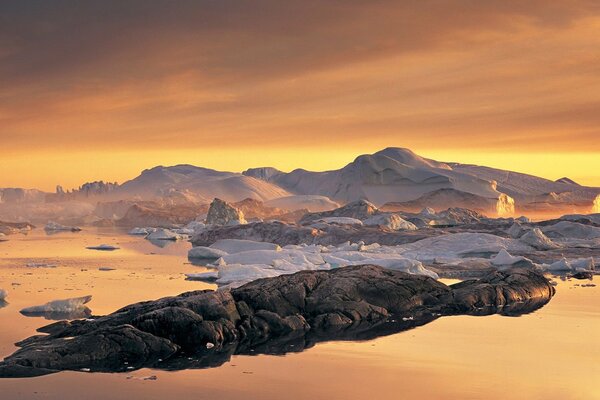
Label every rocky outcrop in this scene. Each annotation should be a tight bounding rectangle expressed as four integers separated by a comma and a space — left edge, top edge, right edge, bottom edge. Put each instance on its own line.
191, 221, 436, 247
0, 265, 554, 377
206, 198, 247, 226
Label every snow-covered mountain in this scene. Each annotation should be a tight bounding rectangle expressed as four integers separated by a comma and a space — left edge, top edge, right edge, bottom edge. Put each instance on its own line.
244, 148, 515, 214
116, 165, 291, 203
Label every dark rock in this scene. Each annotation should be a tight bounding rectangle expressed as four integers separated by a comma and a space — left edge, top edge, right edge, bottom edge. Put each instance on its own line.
0, 265, 554, 377
571, 271, 594, 280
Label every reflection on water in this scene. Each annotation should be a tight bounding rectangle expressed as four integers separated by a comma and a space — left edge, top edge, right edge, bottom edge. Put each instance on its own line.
0, 229, 598, 400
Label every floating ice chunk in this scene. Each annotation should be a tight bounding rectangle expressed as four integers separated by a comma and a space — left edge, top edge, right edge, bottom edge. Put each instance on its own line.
491, 249, 529, 266
44, 221, 81, 232
363, 214, 417, 231
0, 233, 7, 242
546, 258, 572, 272
26, 262, 58, 268
520, 228, 559, 250
188, 246, 228, 259
172, 228, 194, 235
146, 228, 182, 241
507, 223, 525, 238
398, 233, 533, 262
209, 239, 281, 254
185, 271, 219, 281
129, 227, 156, 235
98, 266, 116, 271
218, 249, 325, 268
20, 295, 92, 319
542, 221, 600, 240
86, 244, 120, 251
216, 264, 282, 285
0, 288, 6, 301
315, 217, 363, 225
570, 257, 595, 272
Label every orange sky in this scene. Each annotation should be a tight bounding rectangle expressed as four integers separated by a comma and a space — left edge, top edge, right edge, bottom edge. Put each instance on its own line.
1, 1, 599, 191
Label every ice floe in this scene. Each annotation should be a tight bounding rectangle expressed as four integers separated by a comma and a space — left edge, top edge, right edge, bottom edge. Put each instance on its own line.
44, 221, 81, 232
362, 214, 417, 231
519, 228, 560, 250
209, 239, 281, 253
0, 288, 7, 302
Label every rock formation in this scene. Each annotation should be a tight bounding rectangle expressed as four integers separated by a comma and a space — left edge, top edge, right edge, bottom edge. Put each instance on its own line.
205, 198, 247, 226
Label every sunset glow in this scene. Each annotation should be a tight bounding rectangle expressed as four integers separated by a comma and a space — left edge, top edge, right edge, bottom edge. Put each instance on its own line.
1, 1, 600, 189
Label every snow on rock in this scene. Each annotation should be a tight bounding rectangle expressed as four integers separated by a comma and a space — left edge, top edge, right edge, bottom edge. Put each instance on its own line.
205, 198, 247, 226
542, 221, 600, 240
209, 239, 281, 254
86, 244, 120, 251
519, 228, 560, 250
397, 233, 533, 262
363, 214, 417, 231
20, 295, 92, 315
44, 221, 81, 232
188, 246, 228, 259
146, 228, 183, 241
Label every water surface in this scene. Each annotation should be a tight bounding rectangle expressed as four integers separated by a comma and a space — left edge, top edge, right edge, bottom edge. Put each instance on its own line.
0, 229, 598, 399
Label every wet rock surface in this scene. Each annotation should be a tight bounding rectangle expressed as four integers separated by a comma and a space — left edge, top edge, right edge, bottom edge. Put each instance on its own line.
0, 265, 554, 378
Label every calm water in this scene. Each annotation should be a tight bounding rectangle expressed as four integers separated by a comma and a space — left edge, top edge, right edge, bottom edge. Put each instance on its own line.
0, 229, 598, 400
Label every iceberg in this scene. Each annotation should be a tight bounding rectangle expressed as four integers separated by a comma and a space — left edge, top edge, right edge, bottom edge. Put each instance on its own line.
520, 228, 559, 250
20, 295, 92, 320
185, 271, 219, 282
363, 214, 417, 231
0, 288, 7, 302
209, 239, 281, 253
128, 227, 156, 236
146, 228, 183, 241
188, 246, 228, 259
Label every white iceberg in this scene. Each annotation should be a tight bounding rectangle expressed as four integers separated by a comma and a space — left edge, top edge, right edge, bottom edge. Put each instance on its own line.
146, 228, 183, 241
363, 214, 417, 231
491, 249, 529, 266
188, 246, 228, 259
0, 288, 7, 302
315, 217, 364, 226
20, 295, 92, 316
26, 262, 58, 268
520, 228, 560, 250
209, 239, 281, 254
542, 221, 600, 240
129, 227, 156, 236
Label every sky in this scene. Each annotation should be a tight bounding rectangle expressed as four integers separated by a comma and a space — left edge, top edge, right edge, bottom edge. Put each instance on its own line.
1, 0, 600, 191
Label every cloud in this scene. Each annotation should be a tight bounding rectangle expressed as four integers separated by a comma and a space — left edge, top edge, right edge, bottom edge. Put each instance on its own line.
1, 0, 599, 158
